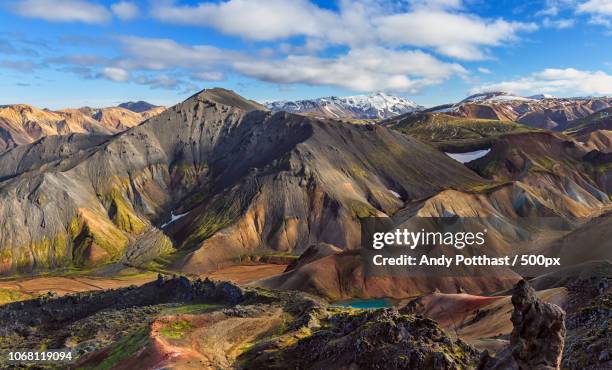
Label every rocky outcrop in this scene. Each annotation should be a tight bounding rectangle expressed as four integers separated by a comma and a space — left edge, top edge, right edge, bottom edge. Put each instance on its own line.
562, 277, 611, 369
479, 280, 566, 369
245, 308, 480, 369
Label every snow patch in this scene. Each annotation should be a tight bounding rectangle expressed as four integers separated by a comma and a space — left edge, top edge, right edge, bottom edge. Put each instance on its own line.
445, 149, 491, 163
461, 92, 533, 104
528, 94, 556, 100
389, 190, 402, 199
161, 211, 190, 228
431, 106, 456, 113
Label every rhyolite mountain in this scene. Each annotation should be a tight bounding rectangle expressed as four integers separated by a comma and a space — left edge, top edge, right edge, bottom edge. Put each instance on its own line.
0, 88, 483, 276
0, 103, 165, 151
564, 107, 612, 153
427, 91, 612, 130
265, 92, 422, 120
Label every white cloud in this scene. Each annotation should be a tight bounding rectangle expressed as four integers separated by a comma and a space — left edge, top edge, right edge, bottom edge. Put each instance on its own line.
472, 68, 612, 96
151, 0, 537, 61
55, 34, 467, 94
576, 0, 612, 29
151, 0, 336, 41
536, 0, 579, 16
542, 17, 575, 28
478, 67, 492, 74
116, 36, 244, 70
374, 11, 537, 60
9, 0, 111, 23
101, 67, 130, 82
234, 47, 466, 93
578, 0, 612, 16
111, 1, 138, 20
135, 75, 181, 89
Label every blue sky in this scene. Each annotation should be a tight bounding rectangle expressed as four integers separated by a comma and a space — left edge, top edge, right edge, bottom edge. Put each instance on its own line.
1, 0, 612, 109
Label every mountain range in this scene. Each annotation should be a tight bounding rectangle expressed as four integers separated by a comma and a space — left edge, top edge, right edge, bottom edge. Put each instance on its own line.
0, 102, 164, 151
427, 91, 612, 130
0, 88, 610, 294
265, 92, 422, 120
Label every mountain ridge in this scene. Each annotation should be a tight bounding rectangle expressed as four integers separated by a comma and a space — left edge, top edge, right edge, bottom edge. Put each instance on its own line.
265, 92, 422, 120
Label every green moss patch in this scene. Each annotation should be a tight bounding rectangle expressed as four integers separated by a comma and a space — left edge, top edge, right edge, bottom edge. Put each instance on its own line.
162, 303, 224, 315
106, 189, 147, 235
0, 288, 33, 305
86, 329, 150, 370
159, 319, 194, 340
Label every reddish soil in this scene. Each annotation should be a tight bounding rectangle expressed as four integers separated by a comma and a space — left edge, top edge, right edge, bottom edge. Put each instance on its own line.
0, 273, 156, 298
201, 264, 288, 285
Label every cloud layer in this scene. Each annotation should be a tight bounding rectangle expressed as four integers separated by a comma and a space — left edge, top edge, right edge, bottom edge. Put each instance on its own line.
6, 0, 611, 99
151, 0, 537, 61
473, 68, 612, 96
37, 0, 535, 94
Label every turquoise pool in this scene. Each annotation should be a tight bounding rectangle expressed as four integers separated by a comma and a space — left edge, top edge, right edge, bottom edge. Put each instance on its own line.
333, 298, 393, 309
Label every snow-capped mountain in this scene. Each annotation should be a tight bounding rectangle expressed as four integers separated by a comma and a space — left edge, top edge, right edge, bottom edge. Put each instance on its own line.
428, 91, 612, 130
527, 94, 557, 100
265, 92, 423, 120
460, 91, 535, 104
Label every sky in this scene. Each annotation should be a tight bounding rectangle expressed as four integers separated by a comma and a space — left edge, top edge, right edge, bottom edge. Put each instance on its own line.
1, 0, 612, 109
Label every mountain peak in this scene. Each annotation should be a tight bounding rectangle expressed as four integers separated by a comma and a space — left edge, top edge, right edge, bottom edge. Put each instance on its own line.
118, 100, 159, 113
190, 88, 267, 112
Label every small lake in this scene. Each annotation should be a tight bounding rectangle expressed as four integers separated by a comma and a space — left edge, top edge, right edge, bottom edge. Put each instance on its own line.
333, 298, 393, 309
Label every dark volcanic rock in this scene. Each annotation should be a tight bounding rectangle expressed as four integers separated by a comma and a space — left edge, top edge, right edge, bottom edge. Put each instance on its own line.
563, 283, 611, 369
479, 280, 566, 370
247, 308, 480, 369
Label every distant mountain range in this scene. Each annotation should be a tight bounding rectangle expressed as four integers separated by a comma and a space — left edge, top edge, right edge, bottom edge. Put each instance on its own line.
265, 92, 423, 120
0, 103, 164, 151
118, 101, 161, 113
4, 92, 612, 153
